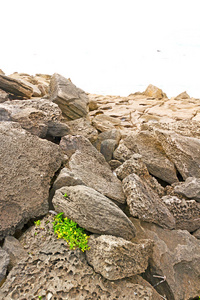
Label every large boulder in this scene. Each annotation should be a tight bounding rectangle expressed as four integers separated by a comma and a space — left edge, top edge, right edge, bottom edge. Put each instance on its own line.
0, 214, 162, 300
52, 185, 136, 240
0, 99, 70, 138
123, 174, 175, 229
0, 122, 63, 239
69, 151, 125, 203
49, 73, 88, 120
131, 219, 200, 300
0, 74, 33, 99
86, 235, 153, 280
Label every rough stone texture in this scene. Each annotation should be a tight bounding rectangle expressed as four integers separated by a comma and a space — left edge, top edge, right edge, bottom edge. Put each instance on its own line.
2, 236, 28, 271
0, 98, 66, 138
86, 235, 153, 280
94, 129, 121, 151
53, 185, 136, 240
193, 228, 200, 239
67, 118, 98, 143
174, 91, 190, 99
100, 139, 117, 161
155, 129, 200, 180
88, 99, 98, 111
123, 174, 176, 229
0, 74, 33, 98
161, 195, 200, 232
52, 167, 84, 191
109, 159, 122, 170
113, 140, 134, 162
0, 122, 63, 239
174, 177, 200, 202
0, 215, 161, 300
143, 84, 167, 98
49, 73, 88, 120
92, 114, 122, 132
0, 88, 9, 103
0, 249, 9, 285
124, 131, 178, 184
69, 151, 125, 203
131, 219, 200, 300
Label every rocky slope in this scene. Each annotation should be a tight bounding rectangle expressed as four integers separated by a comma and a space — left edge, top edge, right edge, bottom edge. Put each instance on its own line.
0, 70, 200, 300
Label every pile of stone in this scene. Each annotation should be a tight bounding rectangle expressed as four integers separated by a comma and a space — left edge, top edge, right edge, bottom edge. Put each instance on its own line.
0, 71, 200, 300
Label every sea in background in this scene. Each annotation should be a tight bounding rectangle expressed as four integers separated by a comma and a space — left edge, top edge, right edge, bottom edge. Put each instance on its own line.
1, 0, 200, 99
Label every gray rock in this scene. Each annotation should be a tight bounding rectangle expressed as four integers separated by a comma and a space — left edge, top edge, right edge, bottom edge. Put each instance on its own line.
69, 151, 125, 203
47, 121, 70, 137
86, 235, 153, 280
0, 74, 33, 98
94, 129, 121, 151
131, 219, 200, 300
2, 236, 28, 271
123, 174, 176, 229
100, 139, 117, 161
0, 214, 161, 300
161, 195, 200, 232
0, 88, 9, 103
0, 248, 9, 284
67, 118, 98, 144
0, 122, 63, 239
113, 140, 134, 162
52, 185, 136, 240
174, 177, 200, 202
193, 228, 200, 239
52, 167, 84, 191
124, 131, 178, 184
49, 73, 88, 120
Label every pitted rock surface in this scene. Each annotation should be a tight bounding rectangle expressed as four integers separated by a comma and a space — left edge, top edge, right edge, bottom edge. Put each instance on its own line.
0, 122, 63, 239
0, 215, 162, 300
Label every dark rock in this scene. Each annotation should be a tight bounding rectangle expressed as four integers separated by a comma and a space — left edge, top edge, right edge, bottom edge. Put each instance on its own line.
100, 139, 117, 161
49, 73, 88, 120
52, 185, 136, 240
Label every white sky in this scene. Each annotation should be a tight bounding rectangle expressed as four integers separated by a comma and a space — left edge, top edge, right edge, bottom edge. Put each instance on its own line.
1, 0, 200, 97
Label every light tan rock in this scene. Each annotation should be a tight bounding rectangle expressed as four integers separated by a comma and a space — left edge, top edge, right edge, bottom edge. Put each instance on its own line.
92, 114, 122, 132
175, 91, 190, 99
144, 84, 167, 98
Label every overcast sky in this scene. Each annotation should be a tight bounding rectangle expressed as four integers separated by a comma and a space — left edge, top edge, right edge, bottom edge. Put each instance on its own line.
1, 0, 200, 97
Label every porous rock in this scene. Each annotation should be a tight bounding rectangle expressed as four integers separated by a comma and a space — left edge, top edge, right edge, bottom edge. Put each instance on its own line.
0, 248, 9, 284
67, 117, 98, 143
86, 235, 153, 280
0, 215, 161, 300
0, 122, 63, 239
69, 151, 125, 203
94, 129, 121, 151
2, 236, 28, 271
113, 140, 134, 162
161, 195, 200, 232
123, 174, 175, 229
174, 177, 200, 202
52, 185, 136, 240
0, 74, 33, 98
49, 73, 88, 120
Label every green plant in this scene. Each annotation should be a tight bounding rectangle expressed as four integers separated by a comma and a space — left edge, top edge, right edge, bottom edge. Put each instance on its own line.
53, 212, 90, 252
64, 193, 68, 198
34, 220, 41, 226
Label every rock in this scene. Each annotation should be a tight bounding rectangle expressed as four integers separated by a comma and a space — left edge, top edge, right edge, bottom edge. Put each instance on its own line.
94, 129, 121, 151
67, 118, 98, 143
60, 134, 108, 166
0, 69, 5, 75
0, 214, 161, 300
124, 131, 178, 184
88, 99, 98, 111
100, 139, 117, 161
161, 195, 200, 232
49, 73, 88, 120
69, 151, 125, 203
131, 220, 200, 300
175, 91, 190, 99
52, 185, 136, 240
156, 129, 200, 180
193, 228, 200, 239
0, 74, 33, 99
123, 174, 176, 229
52, 167, 84, 191
0, 249, 9, 285
174, 177, 200, 202
92, 114, 121, 132
109, 159, 122, 170
144, 84, 167, 99
86, 235, 153, 280
2, 236, 28, 271
113, 140, 134, 162
0, 122, 63, 239
9, 73, 43, 97
0, 88, 9, 103
0, 98, 65, 138
0, 107, 11, 121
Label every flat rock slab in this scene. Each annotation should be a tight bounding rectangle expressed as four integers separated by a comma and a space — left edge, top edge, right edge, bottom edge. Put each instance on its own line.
86, 235, 153, 280
0, 74, 33, 98
0, 214, 162, 300
52, 185, 136, 240
69, 151, 125, 203
123, 174, 176, 229
0, 122, 63, 239
49, 73, 88, 120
